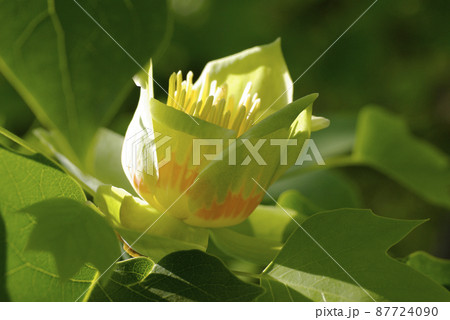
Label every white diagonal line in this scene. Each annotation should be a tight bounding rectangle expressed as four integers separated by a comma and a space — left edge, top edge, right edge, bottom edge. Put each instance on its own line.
253, 0, 379, 124
251, 178, 377, 302
75, 178, 199, 302
72, 0, 199, 125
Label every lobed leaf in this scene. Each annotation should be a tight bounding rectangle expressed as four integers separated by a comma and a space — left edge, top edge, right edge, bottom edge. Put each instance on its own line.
263, 209, 450, 301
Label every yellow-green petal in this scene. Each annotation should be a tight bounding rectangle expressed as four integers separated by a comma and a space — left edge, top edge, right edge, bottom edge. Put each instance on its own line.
195, 38, 293, 122
94, 185, 209, 261
185, 94, 317, 227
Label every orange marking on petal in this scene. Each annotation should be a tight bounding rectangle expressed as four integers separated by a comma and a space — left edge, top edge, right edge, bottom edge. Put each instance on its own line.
155, 153, 199, 192
195, 189, 264, 224
133, 174, 150, 195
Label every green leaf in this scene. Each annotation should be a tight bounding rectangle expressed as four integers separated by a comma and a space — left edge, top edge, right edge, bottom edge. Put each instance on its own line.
263, 209, 450, 301
89, 257, 155, 301
0, 0, 168, 163
268, 170, 362, 210
277, 190, 320, 218
0, 146, 98, 301
405, 251, 450, 290
0, 74, 33, 134
0, 212, 9, 301
32, 127, 104, 195
353, 106, 450, 209
311, 114, 357, 159
20, 198, 120, 280
90, 250, 264, 301
277, 106, 450, 211
0, 126, 36, 154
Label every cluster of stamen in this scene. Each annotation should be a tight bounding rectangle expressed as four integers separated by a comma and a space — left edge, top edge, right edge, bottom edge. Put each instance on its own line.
166, 71, 261, 136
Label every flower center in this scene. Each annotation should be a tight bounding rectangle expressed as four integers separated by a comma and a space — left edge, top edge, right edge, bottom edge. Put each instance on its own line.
166, 70, 261, 136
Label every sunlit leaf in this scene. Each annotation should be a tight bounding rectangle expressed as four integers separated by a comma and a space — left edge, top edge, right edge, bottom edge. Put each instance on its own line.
20, 198, 120, 280
0, 146, 98, 301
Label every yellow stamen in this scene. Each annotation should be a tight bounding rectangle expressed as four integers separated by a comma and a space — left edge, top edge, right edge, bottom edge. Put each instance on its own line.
200, 72, 210, 103
222, 110, 231, 128
175, 71, 183, 109
193, 100, 202, 117
185, 88, 198, 114
251, 93, 258, 103
208, 105, 217, 123
241, 98, 260, 132
200, 96, 213, 120
231, 105, 246, 132
225, 95, 235, 113
167, 72, 176, 106
178, 89, 186, 110
215, 99, 226, 125
244, 94, 251, 109
165, 71, 261, 136
209, 80, 217, 97
186, 71, 193, 94
239, 82, 252, 106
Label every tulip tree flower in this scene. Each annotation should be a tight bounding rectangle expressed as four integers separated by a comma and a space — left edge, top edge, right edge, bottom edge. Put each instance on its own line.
96, 39, 328, 259
121, 39, 329, 230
